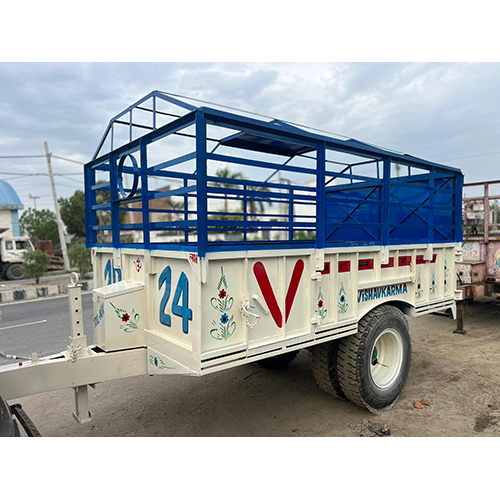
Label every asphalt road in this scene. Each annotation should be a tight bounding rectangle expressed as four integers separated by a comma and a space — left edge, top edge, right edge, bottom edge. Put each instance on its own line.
0, 273, 78, 286
0, 293, 94, 366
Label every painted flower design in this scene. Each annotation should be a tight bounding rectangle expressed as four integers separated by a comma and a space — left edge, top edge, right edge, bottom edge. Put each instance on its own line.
444, 259, 450, 293
416, 272, 424, 299
430, 272, 437, 295
338, 282, 348, 315
149, 355, 174, 370
210, 267, 236, 341
110, 302, 140, 333
315, 287, 328, 321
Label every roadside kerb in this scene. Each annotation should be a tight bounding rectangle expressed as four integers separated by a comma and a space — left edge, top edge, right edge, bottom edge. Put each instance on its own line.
0, 281, 93, 303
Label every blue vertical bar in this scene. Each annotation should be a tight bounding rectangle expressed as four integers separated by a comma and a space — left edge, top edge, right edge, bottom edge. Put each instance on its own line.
109, 152, 120, 248
184, 178, 189, 243
243, 185, 248, 243
153, 94, 157, 131
428, 167, 435, 244
382, 157, 391, 246
288, 187, 294, 241
196, 111, 208, 257
455, 173, 464, 242
140, 138, 150, 249
129, 110, 133, 142
84, 163, 97, 247
316, 142, 326, 249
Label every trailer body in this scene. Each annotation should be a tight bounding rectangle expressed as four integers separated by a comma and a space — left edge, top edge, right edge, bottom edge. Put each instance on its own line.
0, 91, 464, 426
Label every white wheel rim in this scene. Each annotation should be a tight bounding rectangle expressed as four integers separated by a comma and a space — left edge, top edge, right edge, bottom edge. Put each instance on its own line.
370, 328, 404, 389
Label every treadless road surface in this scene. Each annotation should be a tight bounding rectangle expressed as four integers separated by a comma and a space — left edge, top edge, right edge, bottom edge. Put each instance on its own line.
0, 293, 94, 366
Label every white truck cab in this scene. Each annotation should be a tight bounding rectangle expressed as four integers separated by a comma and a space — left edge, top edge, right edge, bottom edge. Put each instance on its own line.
0, 236, 34, 280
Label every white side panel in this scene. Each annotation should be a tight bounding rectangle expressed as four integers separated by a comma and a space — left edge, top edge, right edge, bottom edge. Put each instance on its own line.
90, 243, 458, 376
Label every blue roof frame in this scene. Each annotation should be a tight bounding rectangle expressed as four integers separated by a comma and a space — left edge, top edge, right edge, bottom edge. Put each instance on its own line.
85, 91, 463, 257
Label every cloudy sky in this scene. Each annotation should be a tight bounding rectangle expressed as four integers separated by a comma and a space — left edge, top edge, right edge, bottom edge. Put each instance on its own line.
1, 62, 499, 213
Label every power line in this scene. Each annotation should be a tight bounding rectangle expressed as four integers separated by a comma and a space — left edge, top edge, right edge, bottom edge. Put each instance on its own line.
0, 153, 85, 164
0, 155, 46, 159
52, 155, 85, 165
439, 150, 500, 162
0, 171, 82, 177
57, 174, 84, 185
0, 171, 46, 176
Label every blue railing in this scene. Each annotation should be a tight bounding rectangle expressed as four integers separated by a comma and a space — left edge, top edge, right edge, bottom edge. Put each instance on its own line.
85, 92, 463, 257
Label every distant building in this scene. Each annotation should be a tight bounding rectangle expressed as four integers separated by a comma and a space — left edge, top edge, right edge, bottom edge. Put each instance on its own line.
0, 180, 24, 237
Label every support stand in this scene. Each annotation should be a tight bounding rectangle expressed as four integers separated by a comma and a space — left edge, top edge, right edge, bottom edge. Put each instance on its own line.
453, 300, 467, 335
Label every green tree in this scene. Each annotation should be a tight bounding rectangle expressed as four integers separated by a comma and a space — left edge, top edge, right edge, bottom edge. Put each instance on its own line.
20, 208, 60, 244
21, 249, 51, 284
59, 190, 86, 237
212, 167, 244, 213
94, 181, 126, 226
243, 184, 272, 215
68, 243, 92, 277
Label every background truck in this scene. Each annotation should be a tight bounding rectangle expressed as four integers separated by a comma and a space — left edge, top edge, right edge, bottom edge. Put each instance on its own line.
0, 91, 463, 435
0, 236, 34, 280
457, 179, 500, 299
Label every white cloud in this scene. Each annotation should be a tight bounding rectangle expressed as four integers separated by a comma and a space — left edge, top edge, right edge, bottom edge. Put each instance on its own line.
1, 62, 499, 214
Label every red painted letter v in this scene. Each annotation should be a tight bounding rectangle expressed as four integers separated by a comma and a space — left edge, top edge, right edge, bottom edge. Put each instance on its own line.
253, 259, 304, 328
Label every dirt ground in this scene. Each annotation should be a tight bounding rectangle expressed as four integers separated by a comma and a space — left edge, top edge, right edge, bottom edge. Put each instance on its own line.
10, 297, 500, 437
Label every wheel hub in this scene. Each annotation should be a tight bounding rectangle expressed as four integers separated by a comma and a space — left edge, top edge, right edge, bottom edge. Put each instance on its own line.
370, 328, 404, 389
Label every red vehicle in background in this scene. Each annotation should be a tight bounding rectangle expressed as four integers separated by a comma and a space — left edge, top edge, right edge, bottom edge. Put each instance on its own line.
457, 180, 500, 300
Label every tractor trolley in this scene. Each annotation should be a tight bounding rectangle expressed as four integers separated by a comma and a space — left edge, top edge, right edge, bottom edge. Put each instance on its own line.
0, 91, 464, 435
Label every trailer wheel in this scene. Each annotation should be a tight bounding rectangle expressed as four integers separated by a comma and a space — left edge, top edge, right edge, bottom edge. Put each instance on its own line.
257, 351, 298, 369
309, 341, 345, 399
337, 305, 411, 414
5, 263, 24, 280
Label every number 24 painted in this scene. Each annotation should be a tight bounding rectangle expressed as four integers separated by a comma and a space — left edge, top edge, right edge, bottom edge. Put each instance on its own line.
159, 266, 193, 334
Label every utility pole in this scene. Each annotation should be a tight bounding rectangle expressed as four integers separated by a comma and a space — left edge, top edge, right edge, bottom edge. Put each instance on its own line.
28, 193, 40, 211
44, 141, 70, 271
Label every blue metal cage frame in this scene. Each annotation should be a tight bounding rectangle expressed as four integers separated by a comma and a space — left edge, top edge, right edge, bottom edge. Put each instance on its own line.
84, 91, 463, 257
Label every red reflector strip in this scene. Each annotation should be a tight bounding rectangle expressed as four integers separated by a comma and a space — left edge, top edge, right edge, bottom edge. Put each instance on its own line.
338, 260, 351, 273
416, 254, 438, 264
321, 262, 331, 275
358, 258, 374, 270
381, 257, 394, 268
398, 256, 412, 267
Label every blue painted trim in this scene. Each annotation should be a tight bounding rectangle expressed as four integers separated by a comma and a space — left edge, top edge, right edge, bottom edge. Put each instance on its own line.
109, 152, 120, 248
196, 111, 208, 258
140, 138, 151, 250
316, 142, 326, 250
382, 157, 391, 247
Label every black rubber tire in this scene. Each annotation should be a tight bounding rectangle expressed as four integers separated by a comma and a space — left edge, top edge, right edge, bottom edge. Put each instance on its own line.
5, 263, 24, 280
337, 305, 412, 414
309, 341, 345, 399
257, 350, 298, 369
